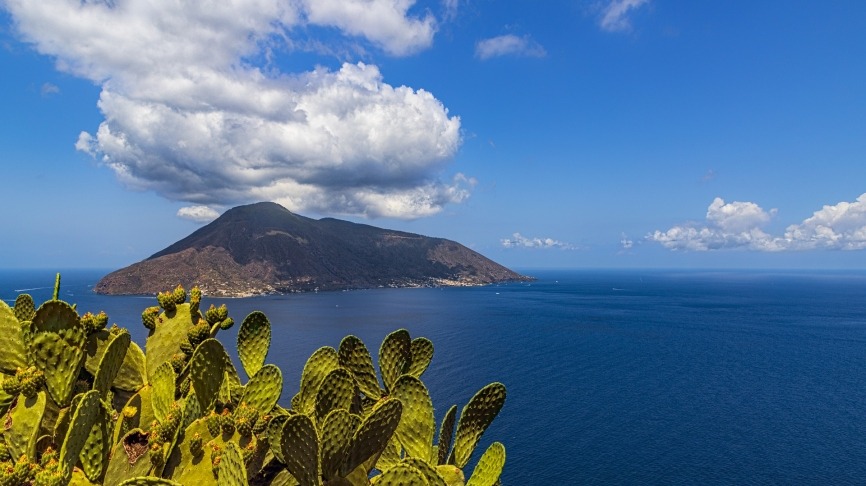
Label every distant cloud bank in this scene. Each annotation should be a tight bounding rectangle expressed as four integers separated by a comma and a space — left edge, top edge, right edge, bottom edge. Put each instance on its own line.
649, 194, 866, 251
502, 232, 575, 250
177, 205, 221, 223
475, 34, 546, 60
6, 0, 466, 220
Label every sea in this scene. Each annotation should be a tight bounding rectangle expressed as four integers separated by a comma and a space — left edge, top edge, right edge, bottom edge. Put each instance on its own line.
3, 268, 866, 485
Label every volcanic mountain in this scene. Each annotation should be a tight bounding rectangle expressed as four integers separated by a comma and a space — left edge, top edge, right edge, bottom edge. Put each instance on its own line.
95, 202, 530, 297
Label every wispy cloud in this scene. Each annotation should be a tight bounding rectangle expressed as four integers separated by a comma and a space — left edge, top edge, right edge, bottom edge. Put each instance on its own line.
649, 194, 866, 251
7, 0, 465, 220
40, 82, 59, 97
177, 205, 221, 223
475, 34, 546, 60
501, 232, 575, 250
620, 233, 634, 250
599, 0, 650, 33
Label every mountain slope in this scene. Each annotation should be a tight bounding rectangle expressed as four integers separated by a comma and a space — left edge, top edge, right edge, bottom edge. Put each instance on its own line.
95, 202, 529, 296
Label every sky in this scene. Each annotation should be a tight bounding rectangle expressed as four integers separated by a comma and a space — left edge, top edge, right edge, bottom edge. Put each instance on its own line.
1, 1, 865, 271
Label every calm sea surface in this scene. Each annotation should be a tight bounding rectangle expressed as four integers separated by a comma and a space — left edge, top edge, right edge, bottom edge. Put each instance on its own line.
3, 268, 866, 484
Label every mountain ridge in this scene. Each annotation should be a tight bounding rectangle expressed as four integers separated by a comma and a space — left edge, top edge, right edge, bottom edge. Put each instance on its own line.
95, 202, 530, 297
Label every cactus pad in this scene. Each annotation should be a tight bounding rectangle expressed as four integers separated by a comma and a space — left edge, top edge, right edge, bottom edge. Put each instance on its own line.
94, 331, 131, 398
338, 335, 381, 400
315, 367, 356, 426
151, 361, 177, 424
375, 463, 430, 485
408, 337, 434, 378
146, 303, 194, 382
32, 299, 79, 333
298, 346, 340, 415
401, 457, 448, 486
451, 383, 506, 469
190, 339, 227, 411
241, 363, 282, 414
31, 326, 86, 406
437, 405, 457, 466
238, 311, 271, 379
320, 408, 360, 481
13, 293, 36, 322
378, 329, 411, 393
7, 389, 47, 461
342, 398, 402, 477
391, 375, 435, 461
0, 301, 27, 372
118, 478, 184, 485
61, 390, 102, 473
465, 442, 505, 486
279, 413, 319, 486
217, 441, 248, 486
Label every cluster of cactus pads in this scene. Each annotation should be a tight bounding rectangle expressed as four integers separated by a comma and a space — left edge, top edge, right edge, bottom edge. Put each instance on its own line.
0, 275, 506, 485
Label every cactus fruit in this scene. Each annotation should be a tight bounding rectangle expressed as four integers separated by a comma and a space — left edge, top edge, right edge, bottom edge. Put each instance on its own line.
171, 285, 187, 306
81, 311, 109, 334
142, 307, 160, 331
157, 291, 176, 313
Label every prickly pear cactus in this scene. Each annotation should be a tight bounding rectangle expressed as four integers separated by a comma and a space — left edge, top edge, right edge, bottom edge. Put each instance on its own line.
0, 275, 510, 486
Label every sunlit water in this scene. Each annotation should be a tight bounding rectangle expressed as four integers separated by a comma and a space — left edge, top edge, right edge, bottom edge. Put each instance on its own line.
3, 268, 866, 484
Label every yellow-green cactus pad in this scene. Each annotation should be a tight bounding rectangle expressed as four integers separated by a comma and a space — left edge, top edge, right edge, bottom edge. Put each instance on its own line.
31, 327, 86, 406
151, 361, 177, 424
338, 335, 381, 400
451, 383, 506, 469
374, 463, 429, 485
401, 458, 448, 486
86, 330, 147, 392
241, 363, 282, 414
105, 429, 152, 485
407, 337, 434, 378
0, 300, 27, 373
93, 331, 131, 398
465, 442, 505, 486
391, 375, 435, 461
217, 441, 248, 486
190, 339, 227, 411
13, 293, 36, 322
279, 413, 319, 486
436, 405, 457, 465
79, 400, 113, 482
320, 408, 360, 481
435, 465, 465, 486
146, 303, 195, 382
7, 389, 47, 461
314, 368, 356, 426
378, 330, 411, 393
341, 398, 402, 477
61, 390, 102, 474
298, 346, 340, 415
32, 299, 79, 333
238, 311, 271, 379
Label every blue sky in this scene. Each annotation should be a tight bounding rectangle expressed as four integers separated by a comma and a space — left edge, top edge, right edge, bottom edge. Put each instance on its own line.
1, 1, 865, 270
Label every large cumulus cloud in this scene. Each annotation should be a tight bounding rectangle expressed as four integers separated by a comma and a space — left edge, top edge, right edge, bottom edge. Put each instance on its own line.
6, 0, 465, 219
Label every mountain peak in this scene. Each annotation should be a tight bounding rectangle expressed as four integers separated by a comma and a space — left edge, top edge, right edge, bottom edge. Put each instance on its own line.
97, 202, 529, 297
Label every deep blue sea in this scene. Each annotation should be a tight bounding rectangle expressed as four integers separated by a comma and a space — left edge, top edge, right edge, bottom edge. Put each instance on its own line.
4, 268, 866, 484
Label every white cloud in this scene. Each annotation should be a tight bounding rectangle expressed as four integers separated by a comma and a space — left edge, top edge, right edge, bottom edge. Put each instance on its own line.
782, 193, 866, 250
300, 0, 437, 56
442, 0, 459, 21
599, 0, 650, 33
475, 34, 546, 60
177, 205, 221, 223
649, 194, 866, 252
501, 232, 575, 250
620, 233, 634, 250
40, 82, 59, 96
6, 0, 464, 219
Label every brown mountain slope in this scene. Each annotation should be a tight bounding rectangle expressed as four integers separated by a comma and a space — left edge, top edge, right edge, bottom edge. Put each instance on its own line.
95, 202, 530, 296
